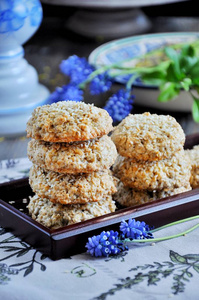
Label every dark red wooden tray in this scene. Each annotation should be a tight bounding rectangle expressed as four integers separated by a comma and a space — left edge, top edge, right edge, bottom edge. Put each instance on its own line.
0, 133, 199, 260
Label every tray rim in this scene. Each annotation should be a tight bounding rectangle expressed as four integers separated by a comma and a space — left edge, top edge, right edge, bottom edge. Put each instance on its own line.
1, 177, 199, 260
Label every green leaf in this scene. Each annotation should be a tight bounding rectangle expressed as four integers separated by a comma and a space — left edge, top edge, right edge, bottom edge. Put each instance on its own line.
182, 277, 189, 282
40, 264, 46, 272
181, 44, 196, 57
138, 61, 170, 86
164, 47, 181, 79
170, 250, 187, 264
16, 249, 29, 257
165, 64, 181, 82
180, 56, 198, 74
141, 71, 166, 86
184, 254, 199, 260
148, 276, 160, 285
186, 271, 193, 278
24, 264, 33, 277
193, 264, 199, 273
162, 269, 173, 277
181, 78, 192, 91
192, 78, 199, 86
158, 82, 180, 102
192, 98, 199, 123
188, 60, 199, 82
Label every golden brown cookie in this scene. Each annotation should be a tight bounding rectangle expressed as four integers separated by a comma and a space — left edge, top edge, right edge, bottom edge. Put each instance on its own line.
157, 184, 192, 198
26, 101, 113, 142
112, 150, 191, 191
28, 194, 116, 229
113, 181, 156, 207
185, 145, 199, 188
113, 181, 191, 207
111, 112, 185, 161
29, 164, 117, 205
27, 136, 117, 174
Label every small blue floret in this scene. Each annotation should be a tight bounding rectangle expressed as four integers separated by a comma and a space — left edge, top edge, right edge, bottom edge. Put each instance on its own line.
103, 89, 134, 123
48, 84, 83, 103
60, 55, 94, 85
120, 218, 154, 240
89, 72, 112, 95
85, 230, 126, 258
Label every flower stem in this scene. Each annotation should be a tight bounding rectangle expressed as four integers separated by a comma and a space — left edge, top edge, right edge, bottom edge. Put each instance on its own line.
125, 220, 199, 244
79, 59, 170, 89
151, 215, 199, 233
126, 74, 139, 90
79, 63, 130, 89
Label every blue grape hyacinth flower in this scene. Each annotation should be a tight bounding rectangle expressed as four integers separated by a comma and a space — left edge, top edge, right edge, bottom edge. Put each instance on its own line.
60, 55, 94, 85
48, 54, 136, 124
48, 84, 83, 103
120, 218, 154, 240
89, 72, 113, 95
86, 230, 128, 257
103, 88, 134, 123
86, 218, 154, 258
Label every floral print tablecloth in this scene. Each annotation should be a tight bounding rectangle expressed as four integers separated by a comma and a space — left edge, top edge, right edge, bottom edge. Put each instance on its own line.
0, 158, 199, 300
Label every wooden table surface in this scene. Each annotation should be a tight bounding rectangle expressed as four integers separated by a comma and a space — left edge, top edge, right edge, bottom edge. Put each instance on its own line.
1, 2, 199, 160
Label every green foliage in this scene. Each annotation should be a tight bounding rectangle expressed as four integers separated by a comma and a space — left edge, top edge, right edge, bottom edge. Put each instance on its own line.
0, 263, 18, 285
192, 96, 199, 122
94, 250, 199, 299
102, 42, 199, 122
71, 263, 96, 278
138, 44, 199, 121
0, 228, 47, 280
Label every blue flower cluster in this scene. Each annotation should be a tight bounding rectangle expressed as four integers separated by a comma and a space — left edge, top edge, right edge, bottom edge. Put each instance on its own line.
49, 84, 83, 103
86, 230, 128, 257
103, 89, 134, 123
89, 72, 112, 95
48, 55, 134, 123
86, 218, 153, 257
120, 218, 153, 240
60, 55, 94, 85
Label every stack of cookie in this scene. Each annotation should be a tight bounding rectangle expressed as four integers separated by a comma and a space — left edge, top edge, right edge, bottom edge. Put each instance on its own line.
26, 101, 118, 229
185, 145, 199, 189
111, 112, 192, 207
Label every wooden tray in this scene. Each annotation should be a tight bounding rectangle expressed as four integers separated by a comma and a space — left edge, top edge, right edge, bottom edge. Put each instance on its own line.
0, 133, 199, 260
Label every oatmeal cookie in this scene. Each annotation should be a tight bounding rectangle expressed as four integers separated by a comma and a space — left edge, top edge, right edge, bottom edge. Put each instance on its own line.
113, 181, 191, 207
28, 194, 116, 229
27, 136, 117, 174
157, 184, 192, 198
26, 101, 113, 142
29, 164, 117, 205
112, 150, 191, 191
111, 112, 185, 161
185, 145, 199, 188
113, 181, 156, 207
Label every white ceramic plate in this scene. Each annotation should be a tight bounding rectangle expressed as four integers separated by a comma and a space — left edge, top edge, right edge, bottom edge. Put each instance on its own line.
89, 32, 199, 112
